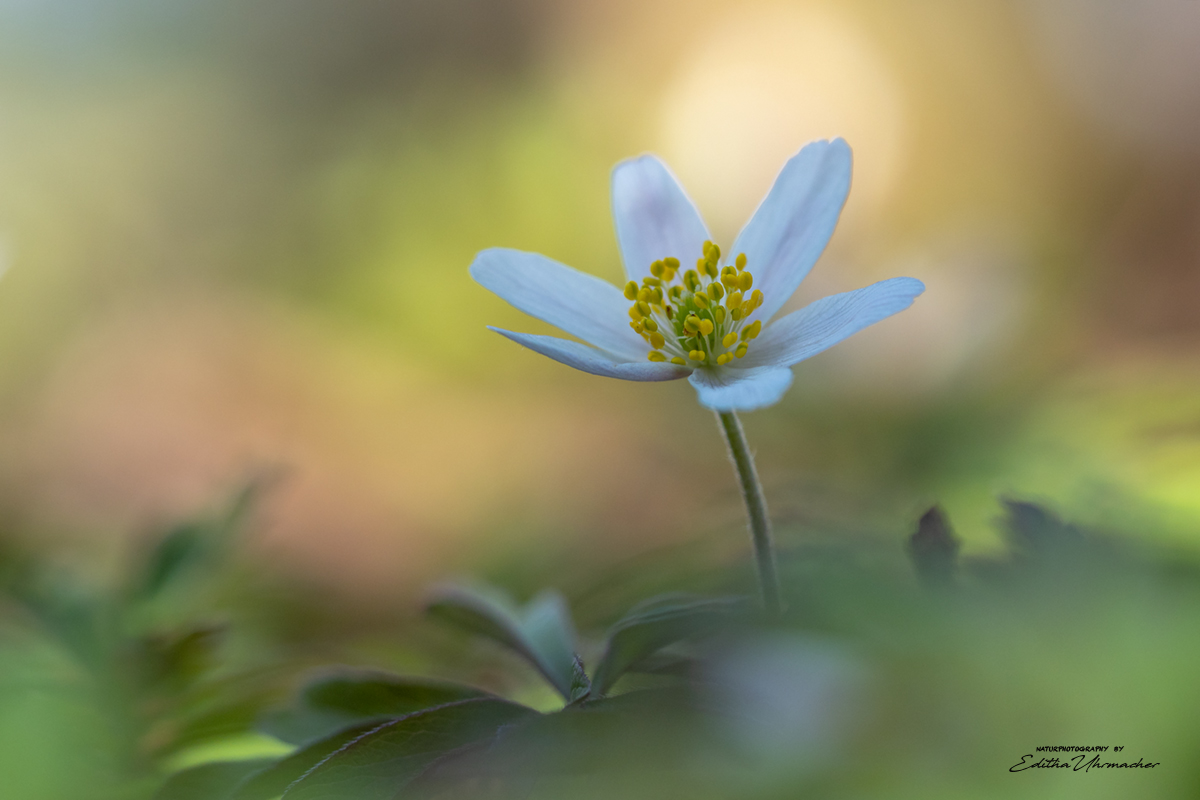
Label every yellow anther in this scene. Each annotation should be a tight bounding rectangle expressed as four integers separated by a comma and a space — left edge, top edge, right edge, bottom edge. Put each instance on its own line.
727, 290, 743, 309
664, 257, 680, 270
628, 305, 643, 321
722, 331, 738, 348
648, 351, 667, 362
636, 288, 650, 303
684, 270, 700, 291
668, 285, 684, 302
651, 287, 664, 304
642, 276, 662, 287
637, 300, 652, 316
689, 349, 706, 362
730, 306, 743, 321
740, 302, 752, 318
702, 240, 714, 258
737, 271, 754, 291
670, 356, 686, 365
683, 314, 701, 334
649, 331, 666, 349
750, 289, 763, 309
624, 281, 639, 301
708, 242, 721, 262
708, 282, 724, 300
713, 306, 726, 323
743, 320, 762, 340
698, 319, 714, 336
642, 317, 658, 332
703, 260, 718, 278
716, 353, 733, 366
736, 253, 747, 270
631, 320, 644, 334
735, 344, 748, 358
693, 292, 709, 309
650, 260, 665, 278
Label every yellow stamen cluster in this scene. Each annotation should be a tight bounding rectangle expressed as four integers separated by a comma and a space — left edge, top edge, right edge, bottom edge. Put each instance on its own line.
627, 241, 765, 367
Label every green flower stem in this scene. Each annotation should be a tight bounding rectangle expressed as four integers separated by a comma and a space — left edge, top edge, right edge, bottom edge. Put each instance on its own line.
716, 410, 783, 616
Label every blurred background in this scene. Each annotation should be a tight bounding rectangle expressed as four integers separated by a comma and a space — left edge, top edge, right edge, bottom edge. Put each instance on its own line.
1, 1, 1199, 797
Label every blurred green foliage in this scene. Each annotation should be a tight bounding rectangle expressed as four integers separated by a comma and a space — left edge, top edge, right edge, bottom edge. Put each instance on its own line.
4, 488, 1200, 799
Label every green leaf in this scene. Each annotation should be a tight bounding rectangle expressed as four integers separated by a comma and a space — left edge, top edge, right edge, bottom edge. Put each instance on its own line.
155, 759, 277, 800
136, 481, 262, 601
590, 594, 746, 696
280, 698, 538, 800
426, 585, 583, 700
260, 669, 491, 745
230, 721, 384, 800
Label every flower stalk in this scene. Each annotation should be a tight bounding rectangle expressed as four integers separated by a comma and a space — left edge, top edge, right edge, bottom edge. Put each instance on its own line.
716, 410, 782, 616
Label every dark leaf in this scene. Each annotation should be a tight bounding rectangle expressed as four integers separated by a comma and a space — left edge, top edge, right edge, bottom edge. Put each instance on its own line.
261, 669, 490, 745
280, 697, 537, 800
590, 594, 745, 697
155, 759, 277, 800
230, 721, 384, 800
413, 688, 700, 787
426, 585, 581, 700
908, 506, 959, 587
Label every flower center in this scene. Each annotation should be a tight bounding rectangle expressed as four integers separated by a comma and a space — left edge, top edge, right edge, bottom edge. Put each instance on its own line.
625, 241, 764, 367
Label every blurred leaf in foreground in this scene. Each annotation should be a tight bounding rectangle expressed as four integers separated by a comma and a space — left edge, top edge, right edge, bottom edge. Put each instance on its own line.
260, 668, 491, 745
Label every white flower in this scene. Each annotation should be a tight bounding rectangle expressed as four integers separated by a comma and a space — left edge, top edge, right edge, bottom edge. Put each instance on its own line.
470, 139, 924, 411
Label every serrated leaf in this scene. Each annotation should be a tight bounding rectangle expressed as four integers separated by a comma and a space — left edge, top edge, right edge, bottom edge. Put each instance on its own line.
155, 758, 277, 800
260, 669, 490, 745
590, 594, 746, 696
230, 721, 384, 800
1001, 499, 1084, 556
281, 697, 537, 800
426, 585, 582, 700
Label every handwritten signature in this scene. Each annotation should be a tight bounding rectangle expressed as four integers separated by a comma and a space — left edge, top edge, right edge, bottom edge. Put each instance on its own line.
1010, 754, 1160, 773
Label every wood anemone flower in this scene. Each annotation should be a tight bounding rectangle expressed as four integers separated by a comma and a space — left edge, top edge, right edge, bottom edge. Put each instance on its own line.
470, 139, 924, 411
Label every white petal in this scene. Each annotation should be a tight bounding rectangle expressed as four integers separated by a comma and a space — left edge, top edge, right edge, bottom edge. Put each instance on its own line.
491, 328, 691, 382
688, 366, 794, 412
470, 248, 646, 360
741, 277, 925, 368
730, 139, 852, 323
612, 155, 711, 282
